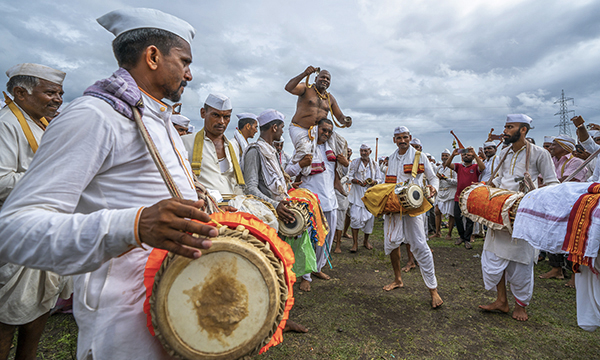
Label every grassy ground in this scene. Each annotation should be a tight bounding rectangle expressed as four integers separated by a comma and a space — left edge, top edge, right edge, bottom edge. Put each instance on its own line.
14, 219, 600, 359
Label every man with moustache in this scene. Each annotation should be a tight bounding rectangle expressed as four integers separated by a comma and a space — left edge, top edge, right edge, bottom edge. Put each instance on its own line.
0, 9, 219, 359
182, 93, 245, 201
0, 63, 71, 360
382, 126, 443, 309
478, 114, 557, 322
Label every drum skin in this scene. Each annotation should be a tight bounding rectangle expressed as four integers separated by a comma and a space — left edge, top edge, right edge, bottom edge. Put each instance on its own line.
278, 203, 309, 238
151, 231, 286, 360
396, 184, 423, 209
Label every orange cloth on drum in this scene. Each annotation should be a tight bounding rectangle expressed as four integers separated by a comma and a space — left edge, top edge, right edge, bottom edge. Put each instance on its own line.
465, 186, 512, 226
287, 188, 329, 246
562, 182, 600, 274
362, 183, 432, 217
142, 212, 297, 354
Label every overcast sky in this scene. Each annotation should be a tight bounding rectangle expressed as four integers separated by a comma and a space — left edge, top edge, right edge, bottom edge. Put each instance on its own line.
1, 0, 599, 160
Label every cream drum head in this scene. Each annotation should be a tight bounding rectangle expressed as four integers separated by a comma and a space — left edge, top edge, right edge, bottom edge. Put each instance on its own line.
278, 203, 309, 238
396, 184, 424, 209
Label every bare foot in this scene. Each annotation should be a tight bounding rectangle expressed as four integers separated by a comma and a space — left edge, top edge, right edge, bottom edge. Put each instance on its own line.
283, 319, 308, 333
470, 235, 475, 243
402, 263, 416, 273
334, 246, 342, 254
479, 299, 510, 313
430, 288, 443, 308
445, 234, 452, 240
383, 280, 404, 291
512, 303, 528, 321
312, 271, 330, 280
299, 279, 311, 292
342, 233, 351, 238
565, 277, 576, 289
539, 267, 564, 280
429, 233, 441, 239
349, 245, 358, 253
363, 241, 373, 250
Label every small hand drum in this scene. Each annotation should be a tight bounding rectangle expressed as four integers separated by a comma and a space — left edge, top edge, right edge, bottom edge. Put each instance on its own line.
395, 184, 424, 209
278, 202, 310, 238
150, 226, 287, 360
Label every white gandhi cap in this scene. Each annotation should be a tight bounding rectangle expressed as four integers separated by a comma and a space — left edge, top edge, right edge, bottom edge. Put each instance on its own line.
506, 114, 533, 125
97, 8, 195, 46
6, 63, 66, 86
204, 93, 232, 111
257, 109, 285, 126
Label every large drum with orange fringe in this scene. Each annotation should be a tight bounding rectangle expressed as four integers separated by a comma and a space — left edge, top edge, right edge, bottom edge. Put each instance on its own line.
459, 184, 524, 234
143, 212, 296, 360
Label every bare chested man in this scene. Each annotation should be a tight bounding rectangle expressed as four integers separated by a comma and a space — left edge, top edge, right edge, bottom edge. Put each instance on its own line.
285, 66, 352, 193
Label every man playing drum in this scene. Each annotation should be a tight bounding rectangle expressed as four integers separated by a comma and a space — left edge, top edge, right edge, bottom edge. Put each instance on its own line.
286, 118, 349, 291
382, 126, 443, 309
182, 93, 245, 201
478, 114, 558, 321
0, 9, 219, 359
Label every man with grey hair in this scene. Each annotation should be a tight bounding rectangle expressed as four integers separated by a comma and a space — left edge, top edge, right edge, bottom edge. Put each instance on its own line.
0, 63, 71, 360
0, 9, 219, 359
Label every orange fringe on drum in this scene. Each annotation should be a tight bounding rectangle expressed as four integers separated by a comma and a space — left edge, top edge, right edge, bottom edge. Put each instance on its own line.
288, 188, 329, 246
562, 183, 600, 274
142, 212, 297, 354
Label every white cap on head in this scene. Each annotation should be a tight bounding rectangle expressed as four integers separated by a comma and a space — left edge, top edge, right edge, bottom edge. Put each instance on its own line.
97, 8, 195, 46
257, 109, 284, 127
409, 138, 421, 146
187, 124, 195, 133
588, 130, 600, 139
6, 63, 66, 85
236, 113, 257, 121
425, 153, 431, 158
394, 126, 409, 135
171, 113, 190, 128
543, 136, 554, 144
506, 114, 533, 125
204, 93, 232, 111
360, 144, 371, 150
554, 134, 576, 153
483, 141, 497, 148
442, 148, 451, 155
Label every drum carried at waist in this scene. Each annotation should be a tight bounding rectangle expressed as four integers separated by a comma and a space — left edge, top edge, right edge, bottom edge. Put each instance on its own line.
278, 201, 310, 238
362, 183, 433, 217
459, 184, 524, 234
146, 213, 296, 360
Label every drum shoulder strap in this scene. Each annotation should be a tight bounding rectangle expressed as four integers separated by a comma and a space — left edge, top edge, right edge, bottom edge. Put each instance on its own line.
3, 92, 41, 153
411, 151, 421, 179
191, 129, 205, 176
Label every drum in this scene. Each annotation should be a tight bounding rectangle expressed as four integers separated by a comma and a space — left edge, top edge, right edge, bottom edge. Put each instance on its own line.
459, 184, 524, 234
395, 184, 424, 210
278, 202, 310, 238
228, 195, 279, 232
150, 224, 288, 360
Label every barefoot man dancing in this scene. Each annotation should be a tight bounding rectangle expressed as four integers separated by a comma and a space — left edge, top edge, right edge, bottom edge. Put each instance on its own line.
285, 66, 352, 194
383, 126, 443, 308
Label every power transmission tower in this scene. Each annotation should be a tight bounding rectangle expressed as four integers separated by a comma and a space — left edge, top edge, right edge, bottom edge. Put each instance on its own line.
554, 89, 574, 136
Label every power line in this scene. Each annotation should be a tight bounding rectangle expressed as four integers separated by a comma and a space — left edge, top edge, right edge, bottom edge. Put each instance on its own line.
554, 89, 574, 136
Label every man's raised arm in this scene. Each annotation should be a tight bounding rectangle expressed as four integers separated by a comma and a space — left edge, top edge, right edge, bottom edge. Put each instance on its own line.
284, 66, 317, 95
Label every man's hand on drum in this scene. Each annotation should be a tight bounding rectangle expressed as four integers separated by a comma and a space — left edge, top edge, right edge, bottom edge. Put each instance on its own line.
426, 184, 437, 198
298, 154, 313, 168
276, 201, 296, 223
352, 179, 366, 187
138, 198, 218, 259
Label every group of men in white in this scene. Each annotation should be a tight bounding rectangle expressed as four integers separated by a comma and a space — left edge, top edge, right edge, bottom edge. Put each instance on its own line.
0, 6, 599, 360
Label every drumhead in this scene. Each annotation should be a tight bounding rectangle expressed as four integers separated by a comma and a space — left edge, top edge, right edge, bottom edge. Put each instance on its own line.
152, 237, 281, 360
278, 206, 307, 238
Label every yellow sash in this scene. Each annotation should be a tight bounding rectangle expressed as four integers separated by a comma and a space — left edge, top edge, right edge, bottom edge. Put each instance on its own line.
191, 128, 245, 185
3, 92, 47, 153
412, 151, 422, 178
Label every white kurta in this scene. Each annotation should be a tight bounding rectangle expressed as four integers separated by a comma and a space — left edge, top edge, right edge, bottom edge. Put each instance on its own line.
0, 92, 198, 360
181, 131, 243, 198
0, 103, 71, 325
346, 158, 383, 233
576, 257, 600, 331
383, 146, 439, 289
434, 165, 457, 216
482, 142, 558, 305
479, 154, 498, 183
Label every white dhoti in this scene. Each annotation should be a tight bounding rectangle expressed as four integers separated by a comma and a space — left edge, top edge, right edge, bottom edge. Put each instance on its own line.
335, 189, 349, 230
350, 204, 374, 234
303, 210, 336, 282
575, 257, 600, 331
0, 263, 72, 325
481, 250, 534, 307
383, 213, 438, 289
437, 199, 454, 217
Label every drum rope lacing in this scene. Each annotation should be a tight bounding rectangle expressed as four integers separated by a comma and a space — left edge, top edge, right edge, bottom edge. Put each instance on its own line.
150, 224, 288, 359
